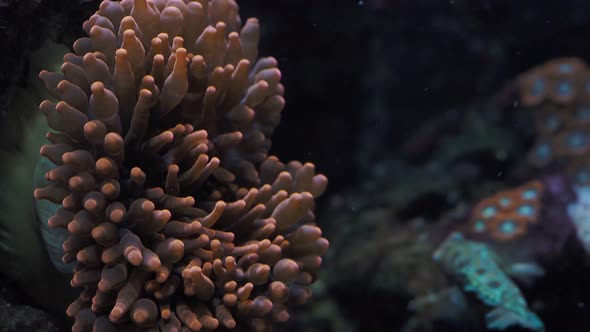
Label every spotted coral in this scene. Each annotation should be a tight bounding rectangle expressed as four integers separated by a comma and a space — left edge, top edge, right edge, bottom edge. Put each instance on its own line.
517, 57, 590, 107
515, 58, 590, 168
468, 181, 543, 241
33, 0, 329, 330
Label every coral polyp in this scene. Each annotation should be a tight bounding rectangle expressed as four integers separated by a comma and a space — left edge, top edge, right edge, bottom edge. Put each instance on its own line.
33, 0, 329, 330
468, 181, 543, 241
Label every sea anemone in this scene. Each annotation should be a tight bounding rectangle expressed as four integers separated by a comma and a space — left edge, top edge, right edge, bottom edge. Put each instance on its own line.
33, 0, 329, 330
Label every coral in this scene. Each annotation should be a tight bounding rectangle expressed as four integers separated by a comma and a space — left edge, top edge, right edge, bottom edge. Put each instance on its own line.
33, 0, 329, 331
510, 58, 590, 260
516, 57, 590, 107
467, 181, 543, 241
515, 57, 590, 168
433, 232, 544, 331
567, 157, 590, 186
566, 185, 590, 255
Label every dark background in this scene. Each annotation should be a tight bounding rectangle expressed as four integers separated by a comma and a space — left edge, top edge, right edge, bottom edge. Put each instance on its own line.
2, 0, 590, 192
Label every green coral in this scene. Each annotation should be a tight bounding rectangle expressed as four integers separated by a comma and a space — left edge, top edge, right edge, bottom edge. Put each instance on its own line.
433, 233, 544, 331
